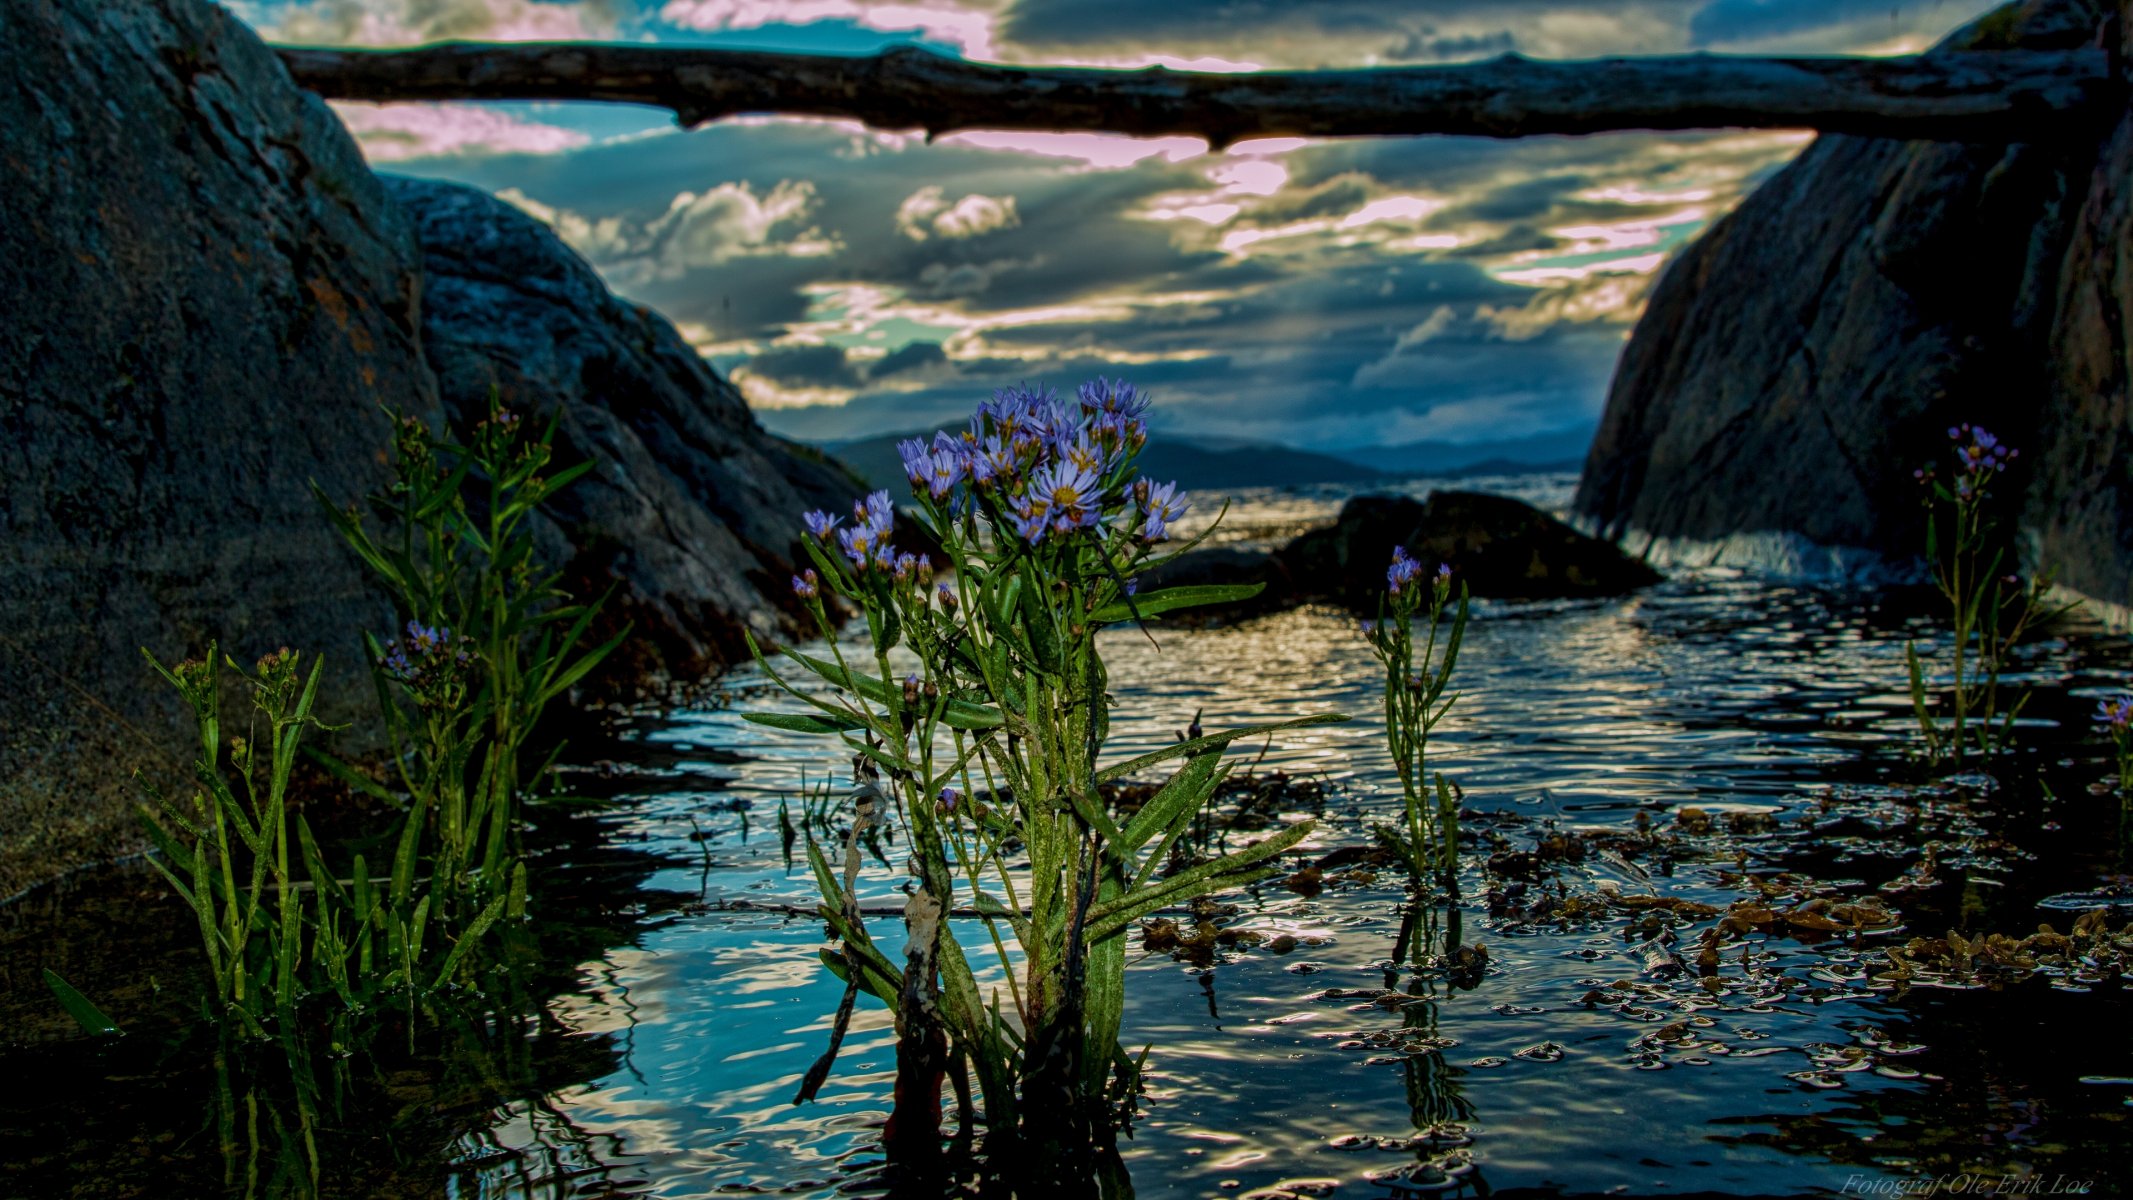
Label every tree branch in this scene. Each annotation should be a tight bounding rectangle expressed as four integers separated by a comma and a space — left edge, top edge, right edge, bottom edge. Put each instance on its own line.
274, 42, 2120, 145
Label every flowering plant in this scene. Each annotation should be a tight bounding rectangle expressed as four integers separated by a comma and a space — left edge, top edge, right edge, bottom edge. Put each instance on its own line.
748, 380, 1344, 1176
1362, 547, 1468, 894
1904, 424, 2066, 764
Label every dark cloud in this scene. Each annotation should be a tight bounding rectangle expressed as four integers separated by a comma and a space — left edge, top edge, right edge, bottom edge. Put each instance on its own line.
741, 344, 864, 389
869, 341, 949, 379
1688, 0, 1890, 46
1383, 29, 1518, 61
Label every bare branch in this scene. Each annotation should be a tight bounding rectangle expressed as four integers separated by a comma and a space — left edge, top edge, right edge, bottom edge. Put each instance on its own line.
274, 42, 2119, 145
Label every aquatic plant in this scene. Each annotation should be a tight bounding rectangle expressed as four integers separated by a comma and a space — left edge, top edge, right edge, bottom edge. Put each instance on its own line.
747, 380, 1343, 1179
317, 399, 627, 921
2095, 693, 2133, 796
1905, 425, 2066, 765
1362, 549, 1468, 895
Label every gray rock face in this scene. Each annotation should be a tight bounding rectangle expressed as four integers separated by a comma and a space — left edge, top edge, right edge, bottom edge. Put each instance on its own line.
378, 176, 866, 682
1575, 0, 2115, 586
2031, 95, 2133, 604
0, 1, 875, 897
0, 0, 441, 899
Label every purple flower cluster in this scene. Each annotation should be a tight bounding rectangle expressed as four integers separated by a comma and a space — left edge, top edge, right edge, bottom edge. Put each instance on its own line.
1388, 546, 1424, 594
801, 491, 900, 573
826, 380, 1186, 551
1916, 423, 2018, 499
2095, 694, 2133, 732
380, 619, 472, 697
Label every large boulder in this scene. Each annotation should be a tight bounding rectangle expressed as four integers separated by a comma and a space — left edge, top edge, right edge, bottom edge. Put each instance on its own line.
1575, 0, 2116, 589
378, 176, 866, 683
0, 0, 441, 899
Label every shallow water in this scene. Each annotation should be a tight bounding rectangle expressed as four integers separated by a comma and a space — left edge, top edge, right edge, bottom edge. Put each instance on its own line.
6, 477, 2133, 1199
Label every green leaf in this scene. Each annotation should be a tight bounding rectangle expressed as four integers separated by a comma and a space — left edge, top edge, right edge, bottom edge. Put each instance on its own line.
777, 647, 1003, 730
1117, 750, 1224, 853
42, 970, 120, 1037
430, 893, 508, 989
743, 711, 866, 735
304, 747, 400, 806
1096, 713, 1349, 783
1085, 818, 1314, 943
1090, 583, 1265, 625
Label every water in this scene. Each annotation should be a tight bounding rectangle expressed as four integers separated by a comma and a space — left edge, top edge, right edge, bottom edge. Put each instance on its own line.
6, 475, 2133, 1198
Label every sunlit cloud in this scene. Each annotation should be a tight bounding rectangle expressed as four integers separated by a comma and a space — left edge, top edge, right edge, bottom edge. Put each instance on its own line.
237, 0, 618, 45
895, 186, 1021, 239
1495, 252, 1666, 285
335, 103, 591, 161
937, 131, 1208, 169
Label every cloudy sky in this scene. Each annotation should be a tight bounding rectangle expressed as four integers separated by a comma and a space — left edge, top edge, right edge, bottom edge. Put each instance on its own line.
233, 0, 1995, 454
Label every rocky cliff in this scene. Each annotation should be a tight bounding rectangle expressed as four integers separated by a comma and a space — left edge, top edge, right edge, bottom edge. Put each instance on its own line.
1576, 0, 2130, 603
0, 0, 866, 898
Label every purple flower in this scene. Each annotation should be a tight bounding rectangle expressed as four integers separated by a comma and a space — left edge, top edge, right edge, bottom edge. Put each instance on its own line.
936, 582, 957, 610
916, 440, 967, 500
1387, 545, 1424, 595
2095, 695, 2133, 731
835, 490, 898, 569
1437, 562, 1453, 582
862, 490, 895, 529
1028, 460, 1101, 536
1049, 428, 1110, 477
792, 570, 819, 599
968, 434, 1018, 487
938, 785, 962, 813
1125, 577, 1140, 596
1010, 503, 1051, 545
803, 509, 842, 539
1076, 378, 1151, 422
897, 437, 932, 485
1138, 478, 1188, 542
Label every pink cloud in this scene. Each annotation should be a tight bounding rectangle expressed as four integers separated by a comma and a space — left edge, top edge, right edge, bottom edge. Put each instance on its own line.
332, 102, 592, 162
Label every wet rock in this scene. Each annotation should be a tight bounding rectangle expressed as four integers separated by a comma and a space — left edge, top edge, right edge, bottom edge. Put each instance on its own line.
1281, 492, 1661, 604
1576, 0, 2133, 607
0, 0, 442, 900
382, 176, 870, 685
1144, 489, 1661, 617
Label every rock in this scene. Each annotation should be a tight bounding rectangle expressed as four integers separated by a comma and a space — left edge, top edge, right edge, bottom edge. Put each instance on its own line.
0, 0, 442, 899
2031, 61, 2133, 604
1576, 0, 2133, 604
379, 176, 868, 683
1279, 492, 1662, 605
1141, 492, 1660, 617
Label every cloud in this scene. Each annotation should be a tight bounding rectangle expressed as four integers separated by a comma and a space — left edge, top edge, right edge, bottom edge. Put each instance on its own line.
497, 176, 842, 287
334, 103, 590, 162
868, 340, 949, 378
237, 0, 618, 45
657, 0, 1003, 58
895, 187, 1021, 240
382, 0, 1999, 455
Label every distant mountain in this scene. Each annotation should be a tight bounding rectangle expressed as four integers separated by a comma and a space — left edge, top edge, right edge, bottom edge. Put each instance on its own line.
1331, 427, 1595, 478
824, 431, 1382, 493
